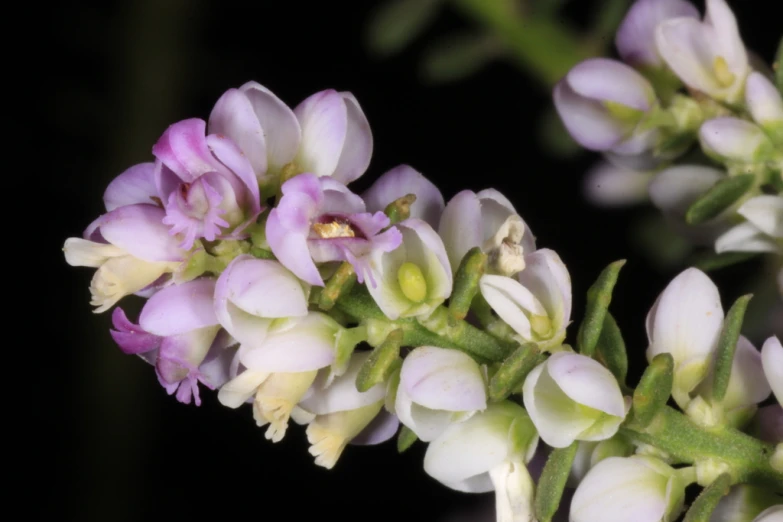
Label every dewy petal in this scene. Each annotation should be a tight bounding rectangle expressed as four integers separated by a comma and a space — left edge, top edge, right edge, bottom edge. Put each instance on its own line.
699, 118, 769, 162
583, 160, 653, 207
553, 81, 627, 151
240, 81, 302, 171
745, 72, 783, 126
98, 204, 184, 262
208, 88, 268, 178
299, 351, 386, 415
439, 190, 483, 272
547, 352, 625, 417
330, 92, 372, 184
566, 58, 655, 111
656, 18, 721, 95
615, 0, 699, 67
139, 278, 218, 336
363, 164, 445, 229
648, 165, 725, 217
103, 163, 158, 211
761, 336, 783, 407
738, 196, 783, 239
715, 222, 779, 254
400, 347, 487, 412
294, 89, 348, 178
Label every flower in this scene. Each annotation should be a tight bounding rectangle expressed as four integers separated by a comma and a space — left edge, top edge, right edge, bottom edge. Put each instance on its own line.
479, 249, 572, 350
752, 506, 783, 522
745, 72, 783, 133
655, 0, 749, 103
715, 195, 783, 254
439, 189, 535, 276
423, 401, 539, 522
392, 346, 487, 441
699, 117, 774, 164
209, 82, 372, 185
63, 204, 185, 312
570, 456, 689, 522
615, 0, 699, 69
366, 218, 452, 319
266, 173, 402, 286
582, 160, 655, 207
362, 164, 445, 229
110, 278, 234, 405
761, 336, 783, 407
710, 485, 783, 522
553, 58, 659, 158
646, 267, 724, 408
522, 352, 628, 448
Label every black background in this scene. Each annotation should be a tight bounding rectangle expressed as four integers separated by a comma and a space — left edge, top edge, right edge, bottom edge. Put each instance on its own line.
42, 1, 779, 520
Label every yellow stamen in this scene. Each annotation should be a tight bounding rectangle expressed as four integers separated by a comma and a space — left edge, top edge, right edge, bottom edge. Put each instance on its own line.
713, 56, 735, 87
397, 262, 427, 303
279, 162, 299, 183
312, 221, 356, 239
530, 314, 553, 338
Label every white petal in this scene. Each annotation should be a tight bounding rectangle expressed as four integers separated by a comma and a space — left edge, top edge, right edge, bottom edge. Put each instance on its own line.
746, 72, 783, 126
566, 58, 655, 111
719, 336, 771, 411
547, 352, 625, 417
438, 190, 483, 272
704, 0, 747, 76
517, 249, 572, 340
699, 118, 769, 162
480, 275, 545, 340
395, 386, 455, 442
583, 160, 652, 207
490, 460, 536, 522
240, 82, 302, 171
761, 336, 783, 407
648, 165, 725, 217
553, 81, 627, 151
330, 92, 372, 184
715, 222, 779, 254
294, 90, 347, 177
63, 238, 125, 267
217, 370, 269, 408
753, 505, 783, 522
738, 196, 783, 238
656, 18, 721, 95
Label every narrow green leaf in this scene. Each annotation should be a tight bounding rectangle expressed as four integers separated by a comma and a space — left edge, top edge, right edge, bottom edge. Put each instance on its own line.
535, 442, 579, 522
489, 342, 543, 401
685, 174, 755, 225
712, 294, 752, 402
682, 473, 733, 522
576, 260, 626, 357
420, 32, 497, 84
356, 329, 403, 392
384, 193, 417, 225
449, 247, 486, 320
319, 261, 357, 311
397, 425, 417, 453
365, 0, 441, 57
631, 353, 674, 428
594, 312, 628, 386
692, 251, 760, 271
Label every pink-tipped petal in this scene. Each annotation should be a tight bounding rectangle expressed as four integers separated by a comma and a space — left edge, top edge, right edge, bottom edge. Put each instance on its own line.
553, 82, 627, 151
98, 204, 184, 262
152, 119, 216, 181
363, 164, 445, 228
567, 58, 655, 111
401, 347, 487, 412
103, 163, 158, 211
615, 0, 699, 67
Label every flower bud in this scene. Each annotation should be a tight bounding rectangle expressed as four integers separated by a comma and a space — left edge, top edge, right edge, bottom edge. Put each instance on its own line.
699, 118, 773, 163
761, 336, 783, 407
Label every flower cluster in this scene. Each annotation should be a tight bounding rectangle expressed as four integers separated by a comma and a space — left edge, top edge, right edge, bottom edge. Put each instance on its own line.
555, 0, 782, 275
65, 77, 782, 521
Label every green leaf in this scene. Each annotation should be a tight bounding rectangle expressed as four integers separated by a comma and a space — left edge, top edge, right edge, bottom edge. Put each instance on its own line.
489, 342, 543, 401
682, 473, 732, 522
356, 329, 403, 392
594, 312, 628, 387
711, 294, 752, 402
420, 32, 498, 84
692, 251, 760, 271
685, 174, 755, 225
397, 425, 417, 452
449, 247, 486, 320
365, 0, 442, 57
535, 442, 579, 522
631, 353, 674, 428
576, 260, 626, 358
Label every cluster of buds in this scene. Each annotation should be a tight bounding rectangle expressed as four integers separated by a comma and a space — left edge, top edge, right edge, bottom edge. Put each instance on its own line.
65, 76, 781, 520
555, 0, 782, 278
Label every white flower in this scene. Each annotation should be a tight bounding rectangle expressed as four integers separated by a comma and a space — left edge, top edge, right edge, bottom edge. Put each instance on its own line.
716, 195, 783, 254
392, 346, 487, 442
522, 352, 628, 448
570, 456, 689, 522
424, 401, 539, 522
646, 267, 724, 409
699, 118, 774, 163
480, 249, 571, 351
582, 160, 654, 207
761, 336, 783, 407
656, 0, 749, 103
710, 485, 783, 522
751, 506, 783, 522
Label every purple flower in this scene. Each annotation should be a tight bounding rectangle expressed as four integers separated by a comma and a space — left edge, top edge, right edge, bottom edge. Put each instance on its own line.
362, 164, 445, 229
209, 82, 372, 185
152, 118, 262, 250
266, 173, 402, 286
110, 278, 234, 405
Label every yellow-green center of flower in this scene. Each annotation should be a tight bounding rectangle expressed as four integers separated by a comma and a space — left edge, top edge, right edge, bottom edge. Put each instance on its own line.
713, 56, 735, 88
530, 314, 553, 338
397, 262, 427, 303
313, 221, 356, 239
604, 101, 644, 124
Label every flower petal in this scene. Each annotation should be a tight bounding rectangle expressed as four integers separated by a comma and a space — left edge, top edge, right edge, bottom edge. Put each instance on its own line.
439, 190, 483, 272
294, 89, 347, 177
98, 204, 184, 262
298, 351, 386, 414
208, 88, 268, 177
615, 0, 699, 67
583, 160, 653, 207
240, 81, 302, 171
480, 274, 545, 339
349, 410, 399, 445
330, 92, 372, 184
746, 72, 783, 126
738, 195, 783, 238
363, 164, 445, 229
103, 163, 158, 211
761, 336, 783, 407
567, 58, 655, 111
152, 118, 215, 181
553, 81, 627, 151
699, 118, 769, 162
715, 222, 779, 254
217, 369, 269, 408
547, 352, 626, 417
648, 165, 725, 217
139, 278, 218, 336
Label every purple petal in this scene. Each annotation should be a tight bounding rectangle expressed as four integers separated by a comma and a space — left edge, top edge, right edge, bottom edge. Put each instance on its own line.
319, 177, 366, 214
616, 0, 699, 67
208, 88, 268, 177
139, 278, 219, 336
103, 163, 158, 211
350, 411, 399, 446
699, 118, 768, 161
98, 204, 184, 262
206, 135, 261, 214
240, 81, 301, 171
362, 165, 445, 228
152, 119, 216, 181
553, 82, 627, 151
110, 307, 161, 355
745, 72, 783, 125
330, 92, 372, 184
566, 58, 655, 111
294, 90, 347, 177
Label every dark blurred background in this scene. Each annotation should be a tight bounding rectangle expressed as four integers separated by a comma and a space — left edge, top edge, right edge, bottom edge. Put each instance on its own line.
43, 1, 779, 520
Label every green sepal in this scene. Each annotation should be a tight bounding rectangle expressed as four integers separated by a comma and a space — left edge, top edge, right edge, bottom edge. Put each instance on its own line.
449, 247, 486, 320
685, 174, 755, 225
576, 259, 626, 357
534, 442, 579, 522
318, 262, 357, 311
489, 342, 543, 401
711, 294, 752, 403
631, 353, 674, 428
397, 425, 418, 453
356, 329, 403, 392
594, 311, 628, 388
682, 473, 732, 522
384, 193, 417, 225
